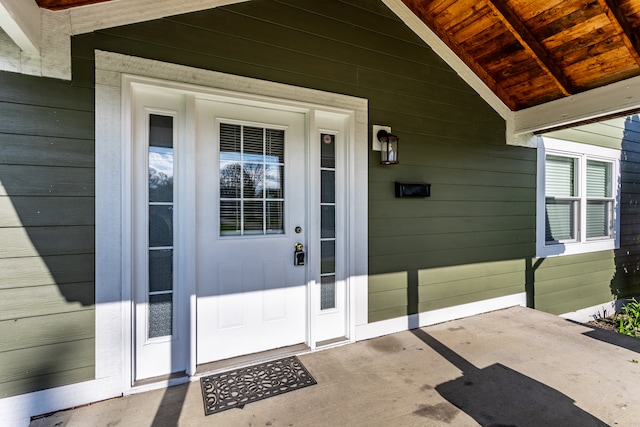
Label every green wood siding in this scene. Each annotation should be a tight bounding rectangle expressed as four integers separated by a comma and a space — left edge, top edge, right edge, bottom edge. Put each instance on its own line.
73, 0, 538, 324
0, 71, 95, 397
615, 117, 640, 299
71, 0, 640, 329
534, 251, 616, 314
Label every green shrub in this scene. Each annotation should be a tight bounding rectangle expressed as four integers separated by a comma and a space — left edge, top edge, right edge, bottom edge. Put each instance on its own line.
617, 298, 640, 337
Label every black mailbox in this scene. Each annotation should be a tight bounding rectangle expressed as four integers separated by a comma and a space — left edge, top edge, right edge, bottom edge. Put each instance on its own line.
395, 182, 431, 198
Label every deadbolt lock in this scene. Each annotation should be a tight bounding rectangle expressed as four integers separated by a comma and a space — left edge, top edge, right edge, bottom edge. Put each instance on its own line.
294, 242, 305, 266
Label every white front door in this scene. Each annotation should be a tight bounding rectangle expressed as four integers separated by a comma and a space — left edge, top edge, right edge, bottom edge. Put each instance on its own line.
195, 99, 308, 363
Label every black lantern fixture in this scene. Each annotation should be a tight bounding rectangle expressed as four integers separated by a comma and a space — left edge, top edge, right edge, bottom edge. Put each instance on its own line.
377, 129, 399, 165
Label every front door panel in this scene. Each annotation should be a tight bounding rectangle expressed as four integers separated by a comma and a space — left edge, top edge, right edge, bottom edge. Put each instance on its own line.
195, 100, 307, 363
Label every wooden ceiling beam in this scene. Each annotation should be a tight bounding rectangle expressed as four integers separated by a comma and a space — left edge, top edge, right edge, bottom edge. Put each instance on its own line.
400, 0, 517, 109
418, 14, 518, 110
597, 0, 640, 66
486, 0, 575, 96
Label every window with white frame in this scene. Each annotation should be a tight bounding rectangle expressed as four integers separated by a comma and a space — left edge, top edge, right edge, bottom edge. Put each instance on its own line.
537, 137, 620, 257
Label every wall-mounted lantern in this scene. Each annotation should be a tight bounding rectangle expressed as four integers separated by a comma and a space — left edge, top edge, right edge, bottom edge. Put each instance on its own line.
372, 125, 399, 165
377, 129, 399, 165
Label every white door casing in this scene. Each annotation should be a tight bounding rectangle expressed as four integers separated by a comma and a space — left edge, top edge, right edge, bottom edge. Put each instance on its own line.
121, 65, 366, 384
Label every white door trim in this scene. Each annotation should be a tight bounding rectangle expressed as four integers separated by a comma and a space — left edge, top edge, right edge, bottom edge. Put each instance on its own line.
95, 50, 368, 393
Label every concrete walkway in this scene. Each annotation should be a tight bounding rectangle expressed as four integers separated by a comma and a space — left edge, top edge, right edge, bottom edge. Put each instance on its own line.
30, 306, 640, 426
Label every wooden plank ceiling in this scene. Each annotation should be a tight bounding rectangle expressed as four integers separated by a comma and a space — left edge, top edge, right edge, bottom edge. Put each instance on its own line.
403, 0, 640, 110
35, 0, 640, 111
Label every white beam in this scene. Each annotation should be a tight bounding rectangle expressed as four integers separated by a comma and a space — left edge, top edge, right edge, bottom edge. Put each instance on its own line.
0, 0, 40, 54
69, 0, 249, 35
514, 73, 640, 134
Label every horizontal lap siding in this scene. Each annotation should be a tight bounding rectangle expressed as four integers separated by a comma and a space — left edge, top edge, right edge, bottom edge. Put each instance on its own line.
71, 0, 535, 324
418, 260, 526, 312
616, 118, 640, 299
0, 71, 95, 397
534, 251, 616, 314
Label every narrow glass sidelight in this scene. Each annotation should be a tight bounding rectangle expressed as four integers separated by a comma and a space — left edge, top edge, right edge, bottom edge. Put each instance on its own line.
219, 123, 285, 236
320, 133, 336, 310
148, 114, 174, 338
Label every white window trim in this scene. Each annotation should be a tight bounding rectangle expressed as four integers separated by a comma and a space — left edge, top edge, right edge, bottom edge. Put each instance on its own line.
536, 136, 621, 257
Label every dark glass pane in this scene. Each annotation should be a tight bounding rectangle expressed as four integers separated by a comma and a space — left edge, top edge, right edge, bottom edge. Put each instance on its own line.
244, 201, 264, 234
149, 114, 173, 148
321, 205, 335, 238
321, 240, 335, 274
149, 205, 173, 247
266, 201, 284, 234
321, 133, 335, 168
321, 170, 335, 204
321, 276, 336, 310
266, 129, 285, 163
220, 123, 241, 162
546, 155, 576, 197
587, 200, 611, 239
220, 200, 241, 236
220, 161, 241, 198
149, 249, 172, 292
243, 163, 264, 198
545, 200, 575, 242
149, 293, 173, 338
587, 160, 611, 198
149, 147, 173, 202
265, 164, 283, 199
243, 126, 264, 159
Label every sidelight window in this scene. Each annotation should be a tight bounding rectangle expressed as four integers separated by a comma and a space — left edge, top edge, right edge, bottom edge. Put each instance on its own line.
320, 133, 337, 310
148, 114, 175, 338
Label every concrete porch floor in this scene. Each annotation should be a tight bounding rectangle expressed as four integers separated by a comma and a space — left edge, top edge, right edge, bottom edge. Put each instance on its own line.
30, 306, 640, 426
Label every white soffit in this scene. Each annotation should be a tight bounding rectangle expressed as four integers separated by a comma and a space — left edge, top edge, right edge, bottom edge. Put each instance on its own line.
0, 0, 40, 54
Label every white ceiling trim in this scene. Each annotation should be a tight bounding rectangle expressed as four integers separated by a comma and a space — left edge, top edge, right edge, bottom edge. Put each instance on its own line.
67, 0, 249, 35
0, 0, 40, 54
513, 73, 640, 135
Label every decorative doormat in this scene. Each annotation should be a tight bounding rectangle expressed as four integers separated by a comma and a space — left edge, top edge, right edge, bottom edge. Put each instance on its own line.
200, 356, 317, 415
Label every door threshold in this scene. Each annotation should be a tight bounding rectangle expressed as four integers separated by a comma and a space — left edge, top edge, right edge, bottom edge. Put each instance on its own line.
316, 336, 349, 348
133, 370, 187, 388
195, 343, 310, 376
